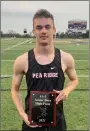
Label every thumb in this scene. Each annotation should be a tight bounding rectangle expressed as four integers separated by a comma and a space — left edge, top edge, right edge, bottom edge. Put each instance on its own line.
53, 89, 60, 94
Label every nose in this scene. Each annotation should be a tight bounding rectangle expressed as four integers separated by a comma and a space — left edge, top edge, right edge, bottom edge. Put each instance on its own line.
41, 27, 47, 34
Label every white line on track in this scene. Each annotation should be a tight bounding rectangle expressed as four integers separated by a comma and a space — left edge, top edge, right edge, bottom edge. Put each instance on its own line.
71, 52, 89, 54
1, 60, 15, 61
1, 38, 16, 41
2, 39, 31, 52
78, 75, 89, 78
75, 60, 88, 61
1, 75, 89, 78
62, 49, 88, 50
1, 60, 88, 62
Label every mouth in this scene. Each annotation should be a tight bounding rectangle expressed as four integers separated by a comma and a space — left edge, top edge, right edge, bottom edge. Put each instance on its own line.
40, 36, 48, 39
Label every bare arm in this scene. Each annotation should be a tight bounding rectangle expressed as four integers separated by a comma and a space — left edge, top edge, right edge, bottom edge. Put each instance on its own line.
11, 57, 25, 117
11, 56, 30, 126
54, 53, 78, 104
64, 54, 78, 93
11, 55, 39, 127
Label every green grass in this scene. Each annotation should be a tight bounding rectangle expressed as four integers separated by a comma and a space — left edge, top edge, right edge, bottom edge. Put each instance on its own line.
64, 91, 88, 130
1, 77, 89, 130
1, 60, 89, 75
1, 38, 89, 130
1, 91, 26, 130
1, 38, 26, 50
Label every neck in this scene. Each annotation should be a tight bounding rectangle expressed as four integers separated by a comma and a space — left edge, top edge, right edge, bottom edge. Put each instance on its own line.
35, 41, 54, 55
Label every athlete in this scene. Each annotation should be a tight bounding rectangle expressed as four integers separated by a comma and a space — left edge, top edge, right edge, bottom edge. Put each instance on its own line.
11, 9, 78, 131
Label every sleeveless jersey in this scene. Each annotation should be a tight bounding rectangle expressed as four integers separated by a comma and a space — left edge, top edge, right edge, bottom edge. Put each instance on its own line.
25, 48, 65, 117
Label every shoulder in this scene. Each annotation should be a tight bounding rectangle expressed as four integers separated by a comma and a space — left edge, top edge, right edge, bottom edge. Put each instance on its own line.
60, 50, 75, 68
13, 52, 28, 73
14, 52, 28, 65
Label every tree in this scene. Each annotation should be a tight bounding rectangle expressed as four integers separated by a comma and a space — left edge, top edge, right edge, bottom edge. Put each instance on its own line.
60, 32, 64, 38
0, 31, 3, 37
86, 30, 89, 38
82, 30, 89, 38
56, 32, 60, 38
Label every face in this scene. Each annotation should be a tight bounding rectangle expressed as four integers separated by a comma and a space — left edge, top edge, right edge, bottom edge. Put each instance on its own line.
33, 18, 56, 45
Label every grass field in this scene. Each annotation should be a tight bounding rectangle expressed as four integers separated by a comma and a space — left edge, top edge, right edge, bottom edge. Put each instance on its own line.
1, 38, 89, 130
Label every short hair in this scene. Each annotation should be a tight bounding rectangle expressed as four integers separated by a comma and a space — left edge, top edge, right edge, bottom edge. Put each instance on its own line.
33, 9, 55, 28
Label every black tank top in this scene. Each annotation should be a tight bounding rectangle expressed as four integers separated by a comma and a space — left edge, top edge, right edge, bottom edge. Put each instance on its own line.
25, 48, 65, 116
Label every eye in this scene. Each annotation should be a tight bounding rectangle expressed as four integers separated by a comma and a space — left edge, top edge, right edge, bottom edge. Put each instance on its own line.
36, 26, 42, 30
45, 25, 51, 30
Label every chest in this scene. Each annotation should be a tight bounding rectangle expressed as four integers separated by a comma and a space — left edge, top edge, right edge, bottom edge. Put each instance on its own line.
25, 51, 67, 73
35, 55, 54, 65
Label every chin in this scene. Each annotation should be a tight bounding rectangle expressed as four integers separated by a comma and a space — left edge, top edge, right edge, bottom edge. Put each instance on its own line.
40, 42, 48, 46
39, 41, 48, 45
39, 40, 49, 45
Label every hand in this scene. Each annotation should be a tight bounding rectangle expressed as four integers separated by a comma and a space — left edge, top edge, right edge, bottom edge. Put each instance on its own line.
53, 89, 69, 104
20, 112, 41, 128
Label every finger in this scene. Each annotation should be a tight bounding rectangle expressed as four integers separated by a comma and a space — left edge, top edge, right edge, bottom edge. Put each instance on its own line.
57, 94, 68, 104
28, 123, 39, 128
28, 122, 42, 128
53, 89, 60, 94
56, 95, 64, 104
56, 93, 65, 104
29, 125, 42, 128
29, 125, 39, 128
56, 92, 64, 102
56, 95, 65, 104
25, 120, 30, 125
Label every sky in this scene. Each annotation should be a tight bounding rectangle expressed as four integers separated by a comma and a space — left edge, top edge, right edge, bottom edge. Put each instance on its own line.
1, 1, 89, 34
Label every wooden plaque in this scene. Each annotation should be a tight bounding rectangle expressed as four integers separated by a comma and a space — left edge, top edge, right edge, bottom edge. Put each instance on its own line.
28, 91, 56, 126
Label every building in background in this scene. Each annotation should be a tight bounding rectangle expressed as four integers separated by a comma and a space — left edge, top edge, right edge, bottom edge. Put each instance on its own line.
67, 19, 87, 34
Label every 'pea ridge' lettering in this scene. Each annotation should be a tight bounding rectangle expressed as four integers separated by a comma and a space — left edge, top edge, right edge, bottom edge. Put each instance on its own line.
32, 73, 58, 78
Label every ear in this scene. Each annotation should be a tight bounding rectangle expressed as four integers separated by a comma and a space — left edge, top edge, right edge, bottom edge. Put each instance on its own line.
54, 27, 56, 33
53, 27, 56, 35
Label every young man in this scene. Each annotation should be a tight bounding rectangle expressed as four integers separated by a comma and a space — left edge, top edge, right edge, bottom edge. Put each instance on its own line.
11, 9, 78, 131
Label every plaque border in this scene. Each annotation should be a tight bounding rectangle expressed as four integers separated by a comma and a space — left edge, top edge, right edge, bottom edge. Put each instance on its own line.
28, 91, 56, 126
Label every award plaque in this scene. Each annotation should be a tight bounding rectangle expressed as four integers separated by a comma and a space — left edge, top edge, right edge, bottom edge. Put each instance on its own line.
28, 91, 56, 126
